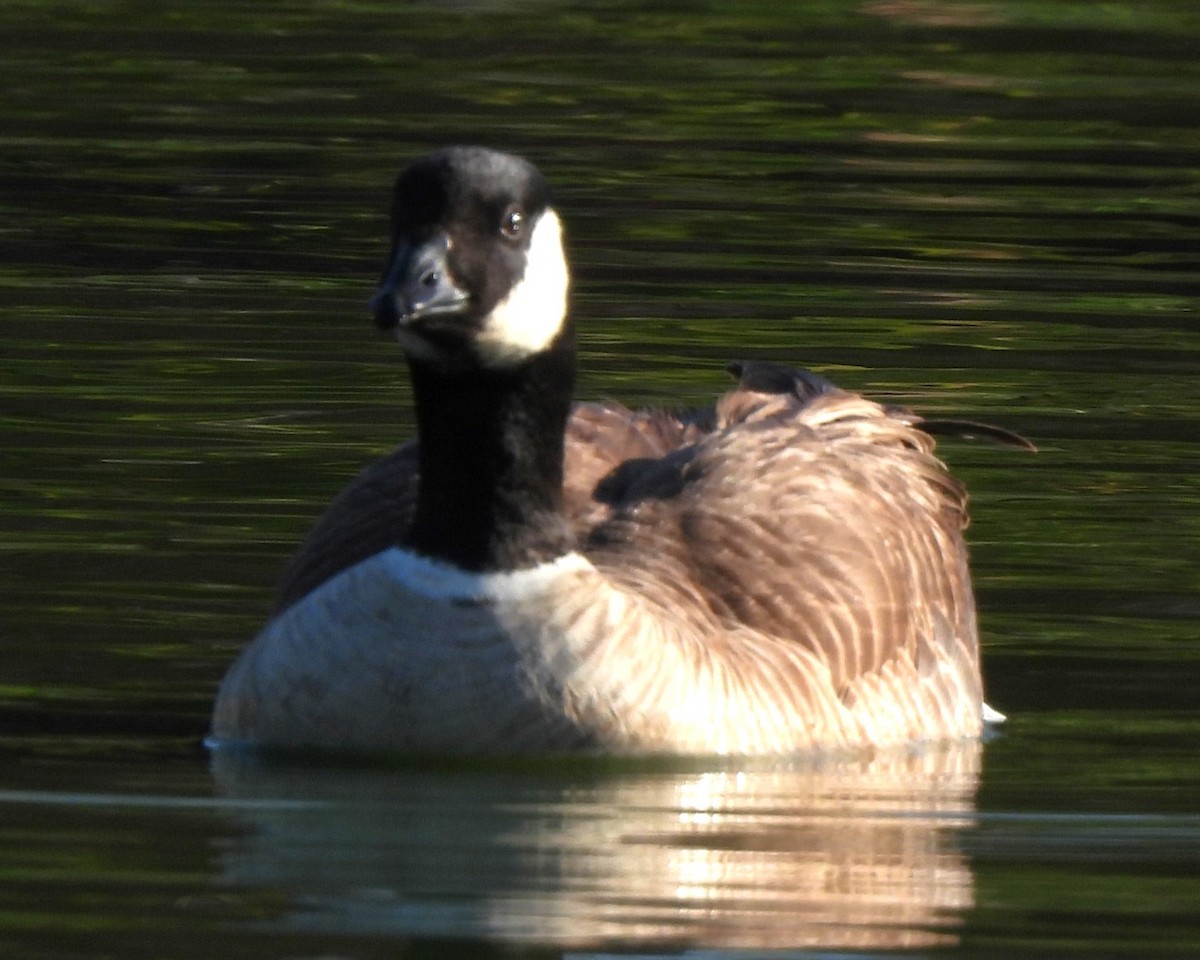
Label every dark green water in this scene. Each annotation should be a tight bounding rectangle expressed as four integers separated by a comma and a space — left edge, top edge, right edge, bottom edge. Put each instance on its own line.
2, 1, 1199, 956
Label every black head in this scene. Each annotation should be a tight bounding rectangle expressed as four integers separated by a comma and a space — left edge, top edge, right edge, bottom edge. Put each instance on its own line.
370, 146, 571, 370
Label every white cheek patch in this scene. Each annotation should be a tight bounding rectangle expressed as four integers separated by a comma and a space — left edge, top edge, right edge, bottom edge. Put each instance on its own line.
474, 209, 570, 366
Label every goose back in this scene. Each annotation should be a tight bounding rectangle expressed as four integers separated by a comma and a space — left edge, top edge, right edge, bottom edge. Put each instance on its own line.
584, 381, 982, 747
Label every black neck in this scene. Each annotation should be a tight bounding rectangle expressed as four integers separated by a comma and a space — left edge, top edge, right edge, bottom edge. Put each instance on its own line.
405, 332, 577, 572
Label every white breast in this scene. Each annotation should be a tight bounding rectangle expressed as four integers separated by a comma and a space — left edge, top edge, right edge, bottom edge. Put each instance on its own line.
211, 548, 617, 752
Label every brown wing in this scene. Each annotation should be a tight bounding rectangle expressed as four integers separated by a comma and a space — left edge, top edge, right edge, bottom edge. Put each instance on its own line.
562, 401, 707, 527
583, 379, 981, 716
272, 442, 421, 613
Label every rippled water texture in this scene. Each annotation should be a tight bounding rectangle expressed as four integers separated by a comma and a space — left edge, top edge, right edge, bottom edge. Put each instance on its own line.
2, 1, 1199, 957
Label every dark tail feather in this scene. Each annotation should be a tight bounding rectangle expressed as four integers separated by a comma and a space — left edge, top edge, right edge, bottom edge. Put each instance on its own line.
726, 359, 839, 400
918, 418, 1037, 452
726, 359, 1036, 452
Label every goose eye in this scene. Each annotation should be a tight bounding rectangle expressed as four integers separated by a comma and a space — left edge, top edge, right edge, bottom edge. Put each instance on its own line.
500, 205, 524, 239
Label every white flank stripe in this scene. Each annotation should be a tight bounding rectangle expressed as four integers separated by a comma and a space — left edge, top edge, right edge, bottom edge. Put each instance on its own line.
981, 701, 1007, 724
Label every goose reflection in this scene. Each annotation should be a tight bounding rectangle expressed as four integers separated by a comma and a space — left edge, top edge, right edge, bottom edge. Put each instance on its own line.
210, 741, 980, 951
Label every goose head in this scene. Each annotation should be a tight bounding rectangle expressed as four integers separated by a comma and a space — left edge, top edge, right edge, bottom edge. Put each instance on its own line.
370, 146, 571, 371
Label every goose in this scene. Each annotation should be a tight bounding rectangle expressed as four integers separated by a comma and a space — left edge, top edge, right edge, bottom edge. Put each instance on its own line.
210, 146, 1022, 756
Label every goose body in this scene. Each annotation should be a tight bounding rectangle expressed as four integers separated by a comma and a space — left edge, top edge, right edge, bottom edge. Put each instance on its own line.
211, 147, 1001, 756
